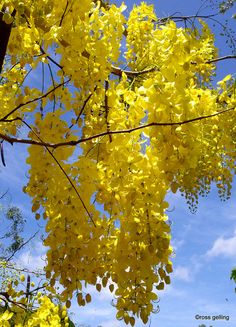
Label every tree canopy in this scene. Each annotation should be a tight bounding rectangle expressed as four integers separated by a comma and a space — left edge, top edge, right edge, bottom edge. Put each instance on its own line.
0, 0, 236, 325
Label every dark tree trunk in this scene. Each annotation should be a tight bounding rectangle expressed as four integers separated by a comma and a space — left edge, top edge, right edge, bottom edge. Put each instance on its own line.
0, 9, 16, 74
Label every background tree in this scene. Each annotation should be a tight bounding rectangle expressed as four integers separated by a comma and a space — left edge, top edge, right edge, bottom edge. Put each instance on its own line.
230, 267, 236, 293
0, 194, 75, 326
208, 0, 235, 13
0, 0, 235, 325
0, 204, 25, 259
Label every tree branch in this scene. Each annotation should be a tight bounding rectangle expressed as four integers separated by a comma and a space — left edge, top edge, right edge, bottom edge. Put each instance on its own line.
206, 55, 236, 64
111, 55, 236, 78
3, 262, 45, 276
156, 13, 219, 24
37, 54, 236, 79
0, 106, 235, 148
0, 292, 27, 309
24, 284, 48, 296
111, 66, 157, 77
38, 45, 235, 79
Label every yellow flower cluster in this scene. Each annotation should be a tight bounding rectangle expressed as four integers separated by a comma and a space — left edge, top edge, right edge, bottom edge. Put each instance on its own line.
0, 297, 68, 327
0, 269, 69, 326
0, 0, 235, 325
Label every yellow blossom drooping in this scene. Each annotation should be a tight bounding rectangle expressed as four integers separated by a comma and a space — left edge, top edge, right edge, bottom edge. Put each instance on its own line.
0, 0, 235, 325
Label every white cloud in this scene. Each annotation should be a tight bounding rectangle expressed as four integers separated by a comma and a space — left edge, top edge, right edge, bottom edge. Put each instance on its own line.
206, 229, 236, 258
15, 241, 47, 271
80, 307, 113, 318
160, 284, 186, 298
99, 319, 121, 327
172, 266, 192, 282
85, 281, 117, 301
16, 251, 46, 271
171, 238, 185, 252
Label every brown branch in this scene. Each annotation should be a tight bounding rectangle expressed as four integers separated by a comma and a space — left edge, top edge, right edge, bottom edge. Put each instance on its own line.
111, 65, 157, 78
0, 292, 10, 301
111, 54, 236, 77
41, 46, 156, 78
111, 55, 236, 78
39, 45, 235, 79
0, 106, 235, 148
0, 292, 27, 309
41, 53, 235, 79
0, 79, 70, 121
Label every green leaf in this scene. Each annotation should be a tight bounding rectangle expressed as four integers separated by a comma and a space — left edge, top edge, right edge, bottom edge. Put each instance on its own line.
230, 268, 236, 282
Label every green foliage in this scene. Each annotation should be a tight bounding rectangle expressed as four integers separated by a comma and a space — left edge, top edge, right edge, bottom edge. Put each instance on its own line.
68, 319, 76, 327
205, 0, 236, 13
0, 206, 25, 259
219, 0, 236, 13
230, 268, 236, 282
203, 0, 236, 53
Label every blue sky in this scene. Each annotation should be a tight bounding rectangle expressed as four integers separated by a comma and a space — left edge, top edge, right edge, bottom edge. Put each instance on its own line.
0, 1, 236, 327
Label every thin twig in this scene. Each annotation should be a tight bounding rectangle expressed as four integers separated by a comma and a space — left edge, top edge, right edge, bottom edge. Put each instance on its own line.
24, 284, 48, 296
0, 79, 70, 121
156, 13, 219, 25
59, 0, 69, 27
39, 45, 63, 70
47, 63, 56, 112
40, 62, 45, 118
105, 80, 112, 142
44, 146, 96, 227
68, 86, 97, 130
206, 55, 236, 63
0, 189, 8, 200
6, 231, 39, 262
0, 141, 6, 166
3, 263, 45, 276
20, 119, 96, 228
